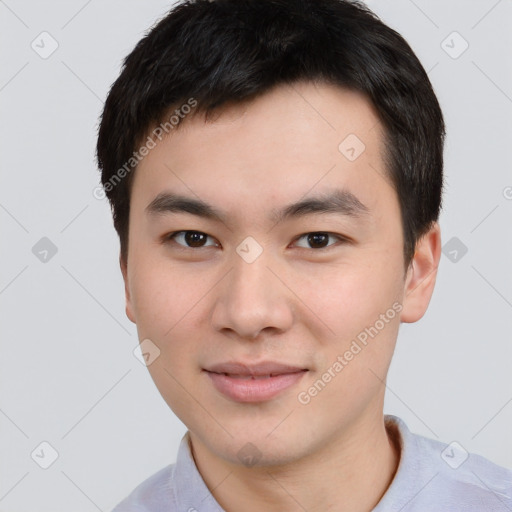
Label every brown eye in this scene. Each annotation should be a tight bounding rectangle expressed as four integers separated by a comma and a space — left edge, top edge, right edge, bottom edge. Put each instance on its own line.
185, 231, 207, 247
167, 231, 218, 248
307, 232, 329, 248
293, 232, 345, 250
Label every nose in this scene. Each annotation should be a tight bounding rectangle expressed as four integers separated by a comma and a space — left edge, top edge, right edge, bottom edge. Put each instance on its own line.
210, 249, 294, 341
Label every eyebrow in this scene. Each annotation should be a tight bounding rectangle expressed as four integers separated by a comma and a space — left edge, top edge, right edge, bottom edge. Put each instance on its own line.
145, 188, 370, 225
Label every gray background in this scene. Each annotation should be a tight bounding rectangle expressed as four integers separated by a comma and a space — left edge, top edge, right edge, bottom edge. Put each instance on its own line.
1, 0, 511, 510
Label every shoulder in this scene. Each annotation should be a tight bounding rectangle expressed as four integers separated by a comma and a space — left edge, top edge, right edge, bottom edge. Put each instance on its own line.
414, 424, 511, 490
427, 437, 512, 510
379, 415, 512, 511
111, 464, 177, 512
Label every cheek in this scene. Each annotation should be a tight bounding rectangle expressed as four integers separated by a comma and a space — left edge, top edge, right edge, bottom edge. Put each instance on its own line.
129, 259, 206, 413
297, 256, 403, 342
297, 309, 400, 422
296, 255, 403, 401
145, 357, 200, 434
130, 257, 192, 339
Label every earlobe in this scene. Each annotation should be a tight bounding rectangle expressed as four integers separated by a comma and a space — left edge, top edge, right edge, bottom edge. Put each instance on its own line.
120, 255, 136, 324
400, 222, 441, 323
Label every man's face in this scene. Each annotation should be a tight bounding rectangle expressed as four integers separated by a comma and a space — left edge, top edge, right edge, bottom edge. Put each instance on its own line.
123, 82, 416, 466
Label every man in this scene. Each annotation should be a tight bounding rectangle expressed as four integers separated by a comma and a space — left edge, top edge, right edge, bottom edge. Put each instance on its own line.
96, 0, 512, 510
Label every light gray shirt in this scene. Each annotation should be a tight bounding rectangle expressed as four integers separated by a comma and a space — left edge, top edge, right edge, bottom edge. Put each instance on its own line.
112, 415, 512, 511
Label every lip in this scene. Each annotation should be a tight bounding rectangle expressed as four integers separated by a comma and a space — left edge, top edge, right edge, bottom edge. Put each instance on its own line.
206, 361, 306, 376
204, 361, 308, 403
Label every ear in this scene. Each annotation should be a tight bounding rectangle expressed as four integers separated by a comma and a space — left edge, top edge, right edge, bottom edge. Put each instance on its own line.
400, 222, 441, 323
120, 254, 136, 324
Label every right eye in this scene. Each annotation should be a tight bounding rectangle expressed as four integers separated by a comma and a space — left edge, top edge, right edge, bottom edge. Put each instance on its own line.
164, 230, 220, 249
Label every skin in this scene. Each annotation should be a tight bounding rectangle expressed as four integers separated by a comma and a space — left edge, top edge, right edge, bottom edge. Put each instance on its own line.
121, 81, 441, 512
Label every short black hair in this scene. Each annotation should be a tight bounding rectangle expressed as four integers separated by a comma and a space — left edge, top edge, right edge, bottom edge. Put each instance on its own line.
96, 0, 445, 267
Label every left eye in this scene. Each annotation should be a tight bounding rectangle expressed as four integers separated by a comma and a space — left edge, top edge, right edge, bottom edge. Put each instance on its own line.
293, 232, 344, 249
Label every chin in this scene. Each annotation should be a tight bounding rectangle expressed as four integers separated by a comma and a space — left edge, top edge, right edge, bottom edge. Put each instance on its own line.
228, 438, 306, 468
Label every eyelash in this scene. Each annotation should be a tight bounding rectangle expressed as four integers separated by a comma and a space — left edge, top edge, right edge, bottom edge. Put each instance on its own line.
163, 230, 349, 251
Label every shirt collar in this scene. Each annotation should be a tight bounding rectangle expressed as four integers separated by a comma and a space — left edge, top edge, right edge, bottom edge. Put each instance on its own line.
173, 431, 226, 511
171, 415, 415, 512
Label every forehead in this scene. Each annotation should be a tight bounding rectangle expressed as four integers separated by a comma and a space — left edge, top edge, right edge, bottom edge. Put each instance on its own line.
132, 81, 396, 225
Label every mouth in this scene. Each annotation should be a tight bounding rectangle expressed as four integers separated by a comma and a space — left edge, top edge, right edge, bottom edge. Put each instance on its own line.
203, 362, 308, 403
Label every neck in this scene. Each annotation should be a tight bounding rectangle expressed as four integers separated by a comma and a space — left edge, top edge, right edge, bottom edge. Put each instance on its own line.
189, 410, 401, 512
